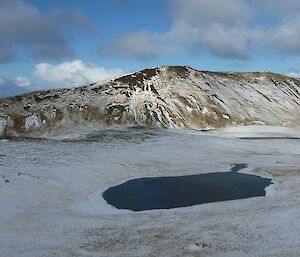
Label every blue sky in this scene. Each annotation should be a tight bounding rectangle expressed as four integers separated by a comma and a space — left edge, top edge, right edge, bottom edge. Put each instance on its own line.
1, 0, 300, 97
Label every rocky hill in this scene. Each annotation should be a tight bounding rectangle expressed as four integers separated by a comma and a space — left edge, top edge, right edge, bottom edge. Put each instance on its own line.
1, 66, 300, 138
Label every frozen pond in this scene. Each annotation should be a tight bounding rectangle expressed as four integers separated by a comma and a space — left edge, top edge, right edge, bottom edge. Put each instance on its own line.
103, 164, 272, 211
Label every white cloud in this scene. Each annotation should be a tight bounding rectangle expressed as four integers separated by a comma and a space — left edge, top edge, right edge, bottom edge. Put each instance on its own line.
169, 0, 300, 56
105, 0, 252, 59
34, 60, 124, 87
169, 0, 252, 58
288, 73, 300, 78
171, 0, 251, 29
102, 0, 300, 59
14, 76, 31, 87
104, 31, 159, 60
255, 16, 300, 54
287, 68, 300, 78
0, 74, 32, 98
0, 0, 93, 63
251, 0, 300, 19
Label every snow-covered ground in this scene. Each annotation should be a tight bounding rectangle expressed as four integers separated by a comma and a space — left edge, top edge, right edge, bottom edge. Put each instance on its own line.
205, 125, 300, 138
1, 126, 300, 256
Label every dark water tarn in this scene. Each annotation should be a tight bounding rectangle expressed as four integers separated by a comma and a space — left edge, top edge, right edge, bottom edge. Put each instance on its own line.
103, 164, 273, 211
240, 137, 300, 140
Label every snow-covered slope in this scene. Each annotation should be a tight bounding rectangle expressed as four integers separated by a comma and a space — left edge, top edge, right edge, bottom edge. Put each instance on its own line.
1, 66, 300, 138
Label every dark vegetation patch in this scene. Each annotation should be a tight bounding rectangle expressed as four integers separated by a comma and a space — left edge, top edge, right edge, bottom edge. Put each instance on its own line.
115, 68, 160, 88
54, 108, 64, 122
212, 94, 225, 104
11, 114, 24, 133
255, 90, 272, 102
149, 84, 159, 95
15, 95, 23, 101
34, 93, 60, 103
105, 104, 128, 115
167, 66, 189, 79
90, 83, 108, 93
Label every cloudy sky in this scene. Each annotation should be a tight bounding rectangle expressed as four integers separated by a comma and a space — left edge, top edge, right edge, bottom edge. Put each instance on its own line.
1, 0, 300, 97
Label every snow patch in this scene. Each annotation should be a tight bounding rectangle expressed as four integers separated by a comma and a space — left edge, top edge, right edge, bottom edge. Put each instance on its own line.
222, 114, 230, 119
255, 76, 266, 81
205, 125, 300, 138
25, 114, 40, 132
202, 106, 210, 115
0, 117, 7, 135
186, 106, 193, 113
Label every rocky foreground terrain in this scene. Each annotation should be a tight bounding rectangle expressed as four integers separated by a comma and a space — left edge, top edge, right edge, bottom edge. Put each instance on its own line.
1, 66, 300, 137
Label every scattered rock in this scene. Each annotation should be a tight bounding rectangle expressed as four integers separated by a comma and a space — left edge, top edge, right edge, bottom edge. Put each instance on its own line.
195, 242, 212, 248
23, 103, 33, 110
